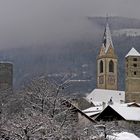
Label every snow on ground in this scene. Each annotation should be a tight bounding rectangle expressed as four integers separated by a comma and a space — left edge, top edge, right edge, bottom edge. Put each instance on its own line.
108, 132, 140, 140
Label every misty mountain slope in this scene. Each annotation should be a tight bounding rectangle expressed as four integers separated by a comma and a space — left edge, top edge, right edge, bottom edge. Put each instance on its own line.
88, 16, 140, 30
0, 16, 140, 94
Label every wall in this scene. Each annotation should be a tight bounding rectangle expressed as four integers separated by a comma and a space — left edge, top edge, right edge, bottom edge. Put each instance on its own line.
125, 56, 140, 103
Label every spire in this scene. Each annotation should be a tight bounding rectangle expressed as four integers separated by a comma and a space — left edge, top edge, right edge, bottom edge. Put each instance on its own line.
102, 16, 113, 53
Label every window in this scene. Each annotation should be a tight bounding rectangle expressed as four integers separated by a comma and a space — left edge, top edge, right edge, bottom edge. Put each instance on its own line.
133, 64, 137, 67
109, 60, 114, 72
133, 58, 137, 61
134, 71, 137, 75
100, 60, 103, 73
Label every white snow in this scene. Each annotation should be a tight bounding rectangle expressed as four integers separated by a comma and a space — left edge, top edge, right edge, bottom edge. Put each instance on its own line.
108, 132, 140, 140
86, 88, 125, 105
82, 102, 140, 119
82, 106, 103, 117
110, 105, 140, 121
83, 111, 100, 117
83, 106, 103, 112
125, 47, 140, 58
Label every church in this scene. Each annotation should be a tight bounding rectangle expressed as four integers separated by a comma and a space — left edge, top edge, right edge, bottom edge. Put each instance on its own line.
86, 18, 140, 106
80, 18, 140, 124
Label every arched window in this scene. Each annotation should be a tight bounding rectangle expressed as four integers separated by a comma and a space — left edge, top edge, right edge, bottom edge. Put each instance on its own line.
100, 60, 103, 73
109, 60, 114, 72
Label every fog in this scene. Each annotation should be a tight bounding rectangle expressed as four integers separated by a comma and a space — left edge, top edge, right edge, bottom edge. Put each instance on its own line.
0, 0, 139, 49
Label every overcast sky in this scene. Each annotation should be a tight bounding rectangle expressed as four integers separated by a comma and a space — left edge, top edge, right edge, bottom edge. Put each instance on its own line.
0, 0, 139, 49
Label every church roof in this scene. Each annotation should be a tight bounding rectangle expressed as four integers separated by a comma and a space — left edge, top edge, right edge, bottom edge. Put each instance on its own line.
86, 88, 125, 104
102, 22, 114, 53
125, 47, 140, 58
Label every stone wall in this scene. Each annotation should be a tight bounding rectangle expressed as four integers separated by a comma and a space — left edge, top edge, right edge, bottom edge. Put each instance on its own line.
125, 56, 140, 103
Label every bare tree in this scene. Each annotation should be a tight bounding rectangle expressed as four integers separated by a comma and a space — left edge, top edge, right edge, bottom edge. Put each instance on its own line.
0, 77, 82, 140
0, 76, 103, 140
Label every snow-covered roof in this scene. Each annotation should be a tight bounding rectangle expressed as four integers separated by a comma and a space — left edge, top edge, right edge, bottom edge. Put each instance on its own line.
86, 89, 125, 104
83, 106, 103, 112
82, 106, 103, 117
91, 101, 103, 106
110, 105, 140, 121
84, 111, 100, 117
125, 47, 140, 58
83, 102, 140, 118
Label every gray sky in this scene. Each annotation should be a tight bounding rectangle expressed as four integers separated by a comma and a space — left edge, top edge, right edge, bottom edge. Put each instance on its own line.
0, 0, 139, 49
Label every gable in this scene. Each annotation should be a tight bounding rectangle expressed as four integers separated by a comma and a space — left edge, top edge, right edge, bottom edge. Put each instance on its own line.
96, 105, 140, 122
95, 106, 125, 121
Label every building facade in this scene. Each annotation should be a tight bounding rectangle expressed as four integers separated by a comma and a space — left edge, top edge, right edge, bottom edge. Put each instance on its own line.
97, 21, 118, 90
125, 48, 140, 103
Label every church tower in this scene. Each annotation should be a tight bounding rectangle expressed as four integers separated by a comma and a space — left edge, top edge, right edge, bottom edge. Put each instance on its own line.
97, 20, 118, 90
125, 48, 140, 103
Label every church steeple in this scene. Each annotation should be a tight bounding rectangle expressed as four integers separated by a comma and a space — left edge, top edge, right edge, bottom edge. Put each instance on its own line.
97, 18, 118, 90
102, 19, 114, 53
98, 18, 116, 58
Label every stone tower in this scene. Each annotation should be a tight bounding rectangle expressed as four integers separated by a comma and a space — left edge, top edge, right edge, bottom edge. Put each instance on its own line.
97, 21, 118, 90
125, 47, 140, 103
0, 62, 13, 90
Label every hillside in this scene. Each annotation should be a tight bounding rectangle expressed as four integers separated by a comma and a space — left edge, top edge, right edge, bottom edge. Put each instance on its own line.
1, 16, 140, 94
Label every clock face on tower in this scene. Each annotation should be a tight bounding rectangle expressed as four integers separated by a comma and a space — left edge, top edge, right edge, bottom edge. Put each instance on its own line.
99, 75, 104, 84
108, 75, 115, 85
